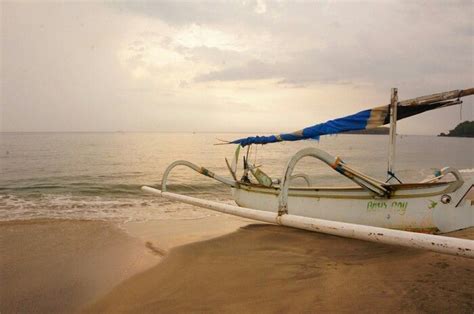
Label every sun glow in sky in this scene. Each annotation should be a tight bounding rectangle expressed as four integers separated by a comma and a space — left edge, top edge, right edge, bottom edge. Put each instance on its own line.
175, 24, 242, 51
1, 1, 473, 134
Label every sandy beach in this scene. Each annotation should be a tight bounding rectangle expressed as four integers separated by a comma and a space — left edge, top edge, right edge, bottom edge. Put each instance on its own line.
0, 216, 251, 313
1, 218, 473, 313
87, 224, 474, 313
0, 219, 159, 313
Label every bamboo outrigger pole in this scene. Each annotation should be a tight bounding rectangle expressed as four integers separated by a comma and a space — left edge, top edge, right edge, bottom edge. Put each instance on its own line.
142, 186, 474, 259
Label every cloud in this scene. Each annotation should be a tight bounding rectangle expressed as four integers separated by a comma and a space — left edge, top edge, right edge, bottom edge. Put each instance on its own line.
187, 2, 472, 89
196, 60, 277, 82
111, 1, 472, 95
110, 1, 268, 27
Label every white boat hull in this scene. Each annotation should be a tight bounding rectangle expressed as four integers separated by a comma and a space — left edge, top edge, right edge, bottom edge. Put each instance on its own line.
232, 180, 474, 233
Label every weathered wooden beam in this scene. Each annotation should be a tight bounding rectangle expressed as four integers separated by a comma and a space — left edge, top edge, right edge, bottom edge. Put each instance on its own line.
399, 88, 474, 106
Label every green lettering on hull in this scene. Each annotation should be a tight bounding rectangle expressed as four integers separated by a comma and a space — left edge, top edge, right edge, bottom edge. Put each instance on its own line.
367, 201, 408, 215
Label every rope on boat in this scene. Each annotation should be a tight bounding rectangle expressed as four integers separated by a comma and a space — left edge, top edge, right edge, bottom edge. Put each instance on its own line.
386, 170, 403, 184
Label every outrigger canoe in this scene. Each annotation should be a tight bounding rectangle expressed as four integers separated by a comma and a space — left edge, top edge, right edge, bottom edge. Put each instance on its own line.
143, 88, 474, 258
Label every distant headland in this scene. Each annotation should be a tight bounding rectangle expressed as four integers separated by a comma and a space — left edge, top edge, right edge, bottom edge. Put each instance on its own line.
438, 121, 474, 138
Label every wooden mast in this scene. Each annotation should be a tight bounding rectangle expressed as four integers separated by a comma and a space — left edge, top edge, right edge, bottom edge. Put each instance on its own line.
387, 88, 398, 182
385, 87, 474, 182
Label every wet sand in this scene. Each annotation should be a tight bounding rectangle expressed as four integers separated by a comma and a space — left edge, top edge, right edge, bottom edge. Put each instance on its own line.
88, 225, 474, 313
0, 219, 158, 313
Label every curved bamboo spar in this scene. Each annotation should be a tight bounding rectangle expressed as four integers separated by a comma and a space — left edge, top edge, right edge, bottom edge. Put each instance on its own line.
161, 160, 237, 192
278, 147, 388, 215
141, 186, 474, 259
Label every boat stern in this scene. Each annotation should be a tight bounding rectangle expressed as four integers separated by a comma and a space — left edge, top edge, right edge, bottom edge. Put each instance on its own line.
433, 178, 474, 233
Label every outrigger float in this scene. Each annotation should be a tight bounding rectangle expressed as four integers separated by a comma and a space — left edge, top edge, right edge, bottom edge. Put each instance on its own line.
143, 88, 474, 258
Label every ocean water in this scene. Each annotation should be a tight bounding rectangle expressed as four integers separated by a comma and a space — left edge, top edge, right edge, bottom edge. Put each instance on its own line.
1, 132, 472, 222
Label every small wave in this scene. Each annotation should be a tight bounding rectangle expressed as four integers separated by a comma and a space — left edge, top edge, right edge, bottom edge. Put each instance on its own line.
0, 180, 233, 222
164, 182, 229, 194
1, 180, 229, 196
0, 192, 227, 222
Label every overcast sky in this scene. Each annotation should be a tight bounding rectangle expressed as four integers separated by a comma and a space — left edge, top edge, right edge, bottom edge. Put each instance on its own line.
1, 1, 473, 134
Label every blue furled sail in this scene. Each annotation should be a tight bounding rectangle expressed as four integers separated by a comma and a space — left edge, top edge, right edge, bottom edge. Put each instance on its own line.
230, 101, 453, 147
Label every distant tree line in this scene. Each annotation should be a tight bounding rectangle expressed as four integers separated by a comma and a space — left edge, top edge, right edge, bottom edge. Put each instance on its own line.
438, 121, 474, 138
